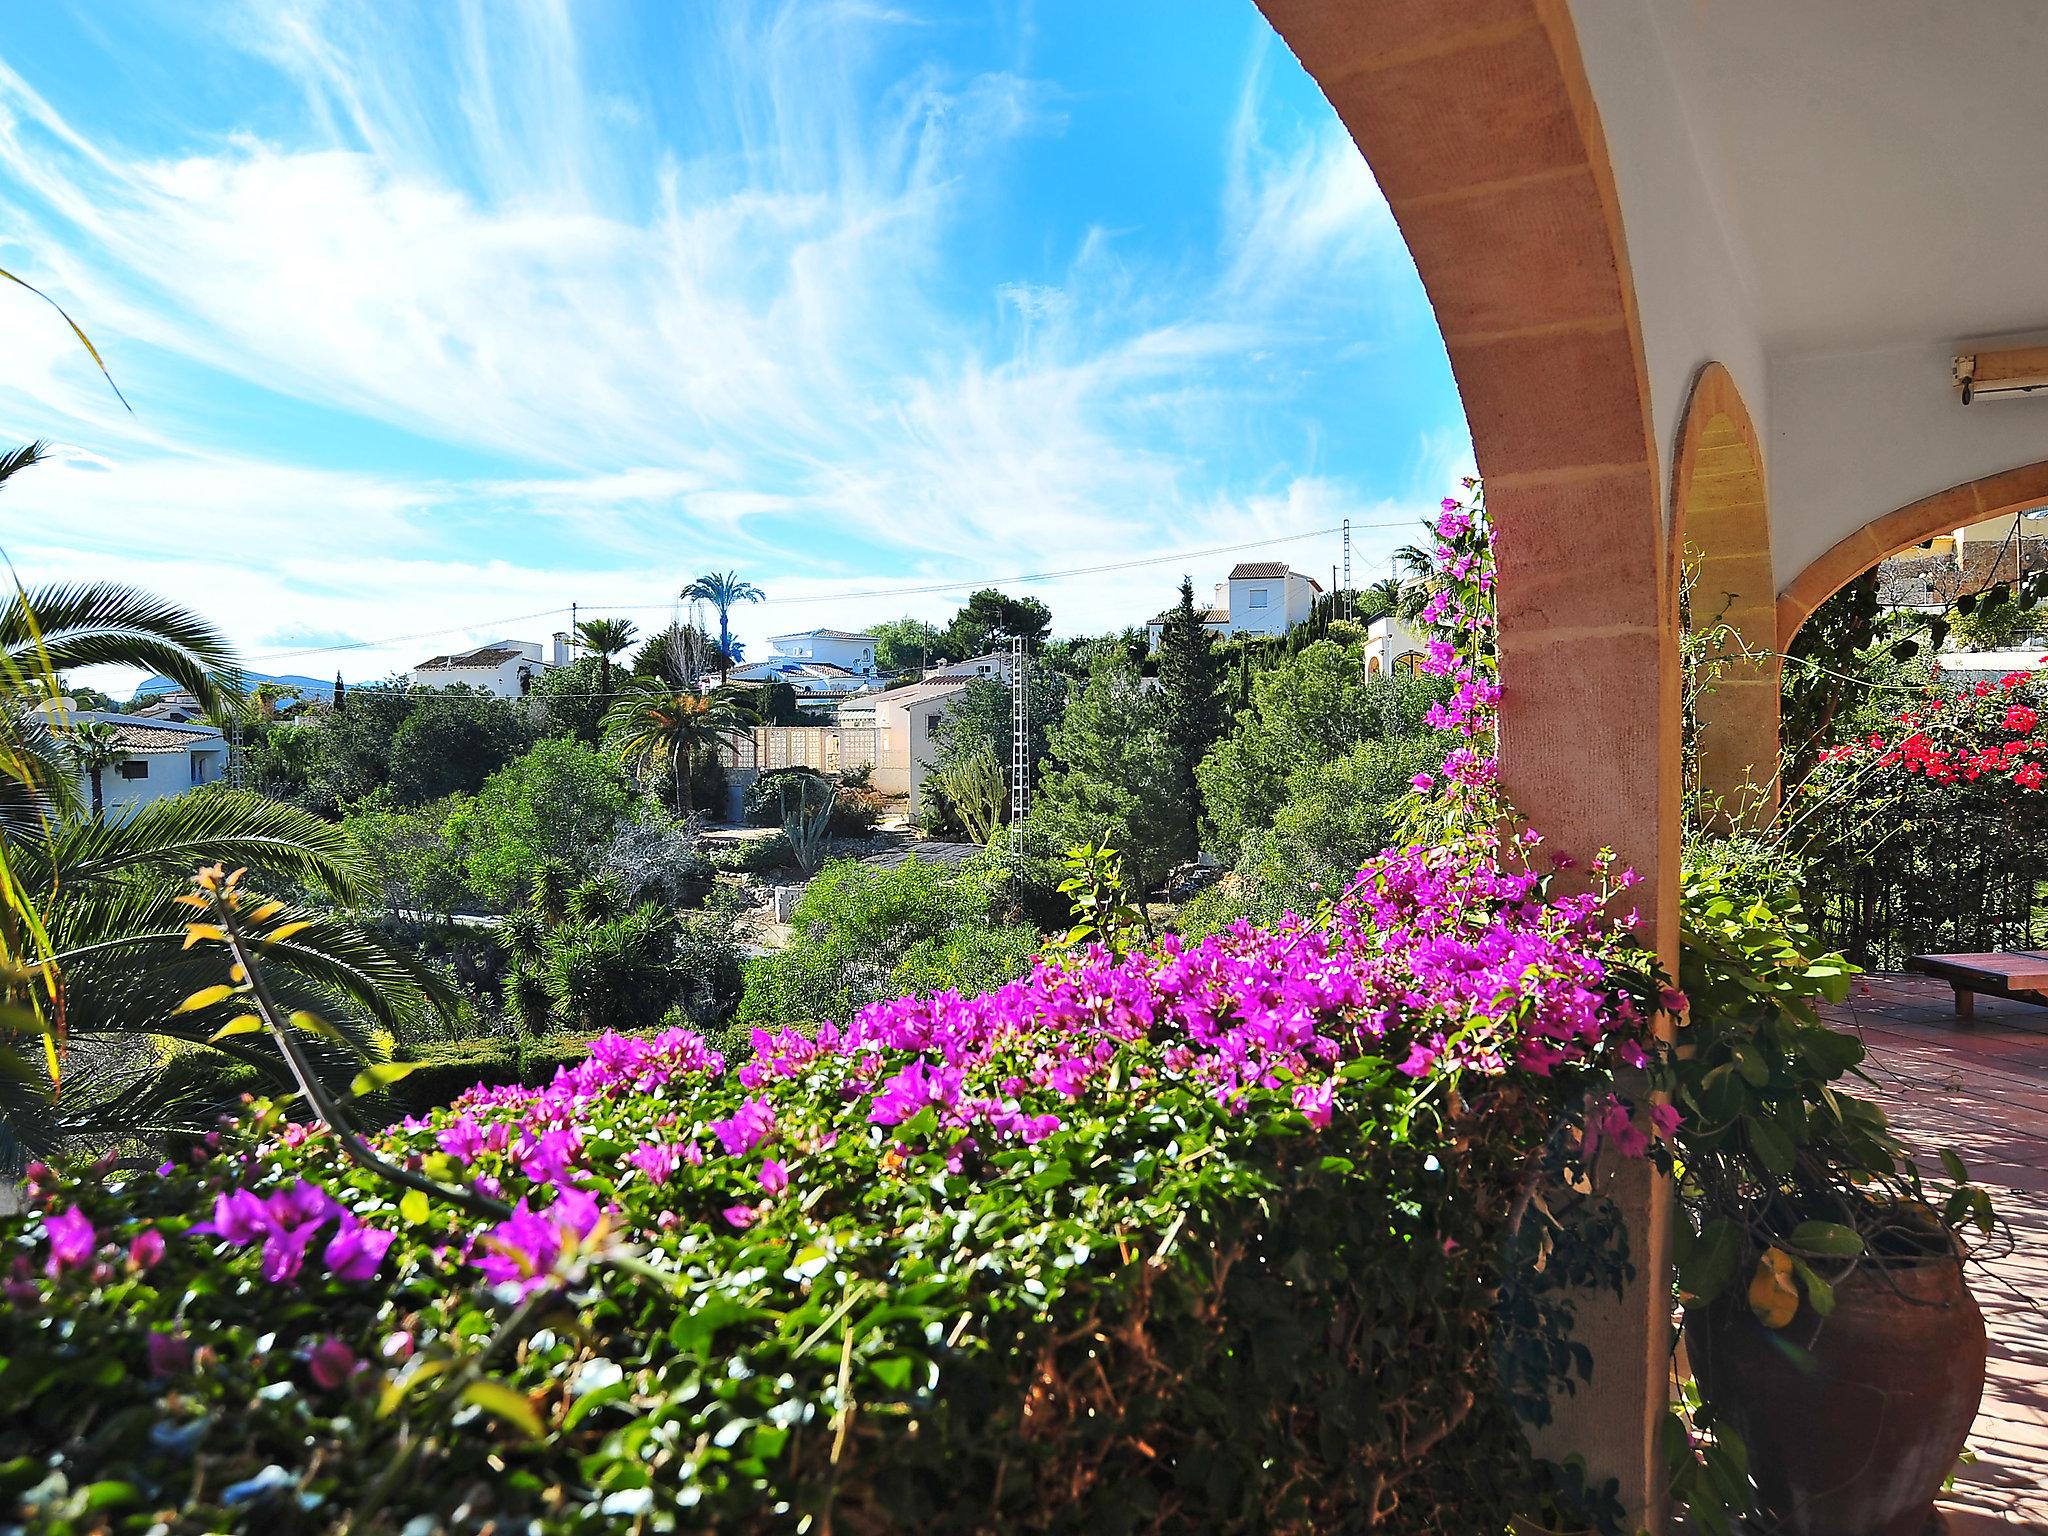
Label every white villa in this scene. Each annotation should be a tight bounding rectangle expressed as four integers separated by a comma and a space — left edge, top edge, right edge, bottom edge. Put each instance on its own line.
835, 678, 970, 813
46, 706, 229, 817
408, 634, 578, 698
1146, 561, 1322, 647
926, 650, 1016, 684
723, 629, 882, 703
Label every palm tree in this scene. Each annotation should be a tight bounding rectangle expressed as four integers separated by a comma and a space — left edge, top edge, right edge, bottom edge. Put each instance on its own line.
602, 676, 750, 818
58, 720, 127, 815
574, 616, 639, 697
0, 791, 450, 1161
682, 571, 764, 685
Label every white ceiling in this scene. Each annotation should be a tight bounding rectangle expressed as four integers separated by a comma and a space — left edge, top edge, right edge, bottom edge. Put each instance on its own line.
1648, 0, 2048, 355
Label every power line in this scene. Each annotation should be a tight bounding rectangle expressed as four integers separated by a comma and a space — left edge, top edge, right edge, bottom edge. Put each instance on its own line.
244, 519, 1426, 668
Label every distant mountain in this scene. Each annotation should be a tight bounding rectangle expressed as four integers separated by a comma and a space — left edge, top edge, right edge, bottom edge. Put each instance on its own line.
131, 671, 338, 704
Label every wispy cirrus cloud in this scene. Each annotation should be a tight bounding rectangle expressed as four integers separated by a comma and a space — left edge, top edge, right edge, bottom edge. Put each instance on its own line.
0, 0, 1460, 681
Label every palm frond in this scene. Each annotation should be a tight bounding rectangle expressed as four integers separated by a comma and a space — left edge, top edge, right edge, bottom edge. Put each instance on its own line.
0, 441, 49, 491
48, 884, 454, 1045
1, 582, 240, 715
30, 790, 370, 901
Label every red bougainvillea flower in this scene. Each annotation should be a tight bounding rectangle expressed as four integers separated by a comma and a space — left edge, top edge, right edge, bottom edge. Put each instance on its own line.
127, 1229, 165, 1270
307, 1337, 358, 1390
2006, 704, 2039, 734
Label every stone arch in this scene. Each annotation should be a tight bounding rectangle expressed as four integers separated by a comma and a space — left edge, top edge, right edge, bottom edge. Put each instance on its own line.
1671, 363, 1778, 825
1778, 461, 2048, 648
1257, 3, 1675, 1525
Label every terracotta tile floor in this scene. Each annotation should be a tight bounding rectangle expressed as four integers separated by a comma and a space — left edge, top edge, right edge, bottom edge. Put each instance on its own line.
1821, 973, 2048, 1531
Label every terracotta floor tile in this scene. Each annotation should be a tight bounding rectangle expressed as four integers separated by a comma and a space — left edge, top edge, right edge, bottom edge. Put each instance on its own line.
1820, 976, 2048, 1527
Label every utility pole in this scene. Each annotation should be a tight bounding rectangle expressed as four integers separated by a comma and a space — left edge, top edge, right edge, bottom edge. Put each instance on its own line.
1009, 633, 1029, 854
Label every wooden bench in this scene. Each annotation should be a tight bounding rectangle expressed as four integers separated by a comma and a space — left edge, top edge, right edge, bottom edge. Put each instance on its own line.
1905, 951, 2048, 1019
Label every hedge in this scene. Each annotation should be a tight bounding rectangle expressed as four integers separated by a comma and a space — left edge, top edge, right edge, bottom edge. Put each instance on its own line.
0, 837, 1661, 1535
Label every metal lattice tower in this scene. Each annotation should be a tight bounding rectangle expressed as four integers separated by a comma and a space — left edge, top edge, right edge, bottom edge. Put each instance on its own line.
1009, 634, 1029, 853
1342, 518, 1352, 619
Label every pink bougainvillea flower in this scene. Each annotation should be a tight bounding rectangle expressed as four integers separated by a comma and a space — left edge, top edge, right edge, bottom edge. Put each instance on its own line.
307, 1337, 358, 1390
128, 1228, 166, 1270
323, 1218, 396, 1284
1648, 1103, 1682, 1140
722, 1204, 759, 1230
43, 1206, 95, 1277
626, 1140, 684, 1186
4, 1256, 37, 1308
1292, 1082, 1335, 1130
474, 1189, 607, 1299
147, 1330, 192, 1379
708, 1097, 777, 1157
758, 1158, 790, 1196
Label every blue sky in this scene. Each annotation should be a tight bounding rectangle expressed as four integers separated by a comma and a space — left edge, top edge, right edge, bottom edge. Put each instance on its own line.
0, 0, 1467, 684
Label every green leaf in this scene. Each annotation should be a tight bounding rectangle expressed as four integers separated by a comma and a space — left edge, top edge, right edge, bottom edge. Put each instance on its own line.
1787, 1221, 1862, 1259
1789, 1257, 1836, 1316
351, 1060, 421, 1097
174, 984, 235, 1015
399, 1190, 431, 1225
1940, 1147, 1970, 1185
1679, 1220, 1742, 1304
462, 1379, 543, 1439
1747, 1118, 1795, 1176
208, 1015, 264, 1043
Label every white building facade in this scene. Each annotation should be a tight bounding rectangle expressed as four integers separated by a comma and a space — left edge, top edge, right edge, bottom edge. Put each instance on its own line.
52, 710, 229, 817
834, 679, 970, 812
408, 635, 576, 698
1364, 616, 1430, 677
1146, 562, 1322, 646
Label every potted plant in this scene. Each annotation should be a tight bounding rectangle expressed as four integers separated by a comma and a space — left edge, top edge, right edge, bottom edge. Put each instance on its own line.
1664, 850, 1995, 1536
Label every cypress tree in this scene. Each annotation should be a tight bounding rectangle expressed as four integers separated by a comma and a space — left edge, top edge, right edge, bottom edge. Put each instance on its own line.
333, 671, 347, 715
1156, 576, 1225, 850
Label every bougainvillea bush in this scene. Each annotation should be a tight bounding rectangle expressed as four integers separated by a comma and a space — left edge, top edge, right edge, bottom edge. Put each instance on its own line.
1, 487, 1670, 1534
1796, 661, 2047, 965
0, 835, 1663, 1534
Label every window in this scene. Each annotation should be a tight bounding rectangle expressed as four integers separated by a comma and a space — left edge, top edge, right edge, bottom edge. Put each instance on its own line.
1247, 588, 1270, 609
119, 760, 149, 780
927, 713, 942, 735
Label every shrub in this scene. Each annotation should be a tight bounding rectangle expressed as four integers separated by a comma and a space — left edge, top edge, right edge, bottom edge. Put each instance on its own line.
709, 832, 793, 874
743, 770, 879, 838
591, 816, 716, 910
1196, 644, 1447, 858
743, 768, 828, 826
0, 837, 1661, 1534
736, 855, 1038, 1026
444, 738, 636, 909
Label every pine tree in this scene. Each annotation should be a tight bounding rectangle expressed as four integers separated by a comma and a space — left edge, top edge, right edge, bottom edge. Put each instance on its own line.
1035, 649, 1187, 895
1155, 577, 1224, 850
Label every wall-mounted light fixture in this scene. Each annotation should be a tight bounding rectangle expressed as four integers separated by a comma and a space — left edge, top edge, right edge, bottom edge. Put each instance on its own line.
1954, 346, 2048, 404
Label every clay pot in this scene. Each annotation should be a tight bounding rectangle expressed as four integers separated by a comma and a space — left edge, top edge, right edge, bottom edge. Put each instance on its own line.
1687, 1256, 1985, 1536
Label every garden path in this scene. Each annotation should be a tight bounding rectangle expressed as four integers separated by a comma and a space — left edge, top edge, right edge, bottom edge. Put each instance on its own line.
1825, 973, 2048, 1531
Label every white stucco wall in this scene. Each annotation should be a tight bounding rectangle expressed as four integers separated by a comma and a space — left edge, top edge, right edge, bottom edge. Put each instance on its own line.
1563, 0, 1772, 527
1562, 0, 2048, 601
1767, 341, 2048, 588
